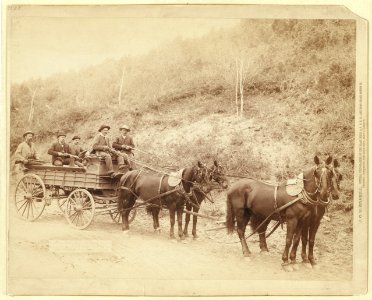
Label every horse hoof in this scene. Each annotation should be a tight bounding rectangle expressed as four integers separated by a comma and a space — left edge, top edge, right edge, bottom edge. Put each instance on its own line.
154, 228, 161, 234
303, 262, 313, 269
260, 250, 269, 255
243, 256, 251, 262
122, 230, 129, 235
282, 264, 293, 272
291, 263, 300, 271
193, 235, 199, 240
312, 264, 319, 270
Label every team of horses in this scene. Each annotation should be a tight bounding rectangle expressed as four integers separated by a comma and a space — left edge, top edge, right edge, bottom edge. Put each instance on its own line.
117, 155, 342, 271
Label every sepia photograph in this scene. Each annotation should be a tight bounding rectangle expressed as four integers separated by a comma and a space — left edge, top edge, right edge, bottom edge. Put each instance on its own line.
3, 2, 369, 296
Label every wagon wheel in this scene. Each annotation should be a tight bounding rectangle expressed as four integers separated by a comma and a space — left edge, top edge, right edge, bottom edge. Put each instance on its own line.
64, 188, 95, 229
57, 197, 68, 214
14, 174, 46, 221
109, 208, 137, 224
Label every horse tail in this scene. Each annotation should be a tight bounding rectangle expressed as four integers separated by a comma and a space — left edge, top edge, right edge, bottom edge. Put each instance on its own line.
226, 193, 235, 234
249, 214, 261, 232
146, 204, 153, 215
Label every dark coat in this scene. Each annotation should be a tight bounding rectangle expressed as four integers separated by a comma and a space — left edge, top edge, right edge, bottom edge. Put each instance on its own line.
47, 142, 71, 163
92, 133, 111, 153
112, 134, 135, 155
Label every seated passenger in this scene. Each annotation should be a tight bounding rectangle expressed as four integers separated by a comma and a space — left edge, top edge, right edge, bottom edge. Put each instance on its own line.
91, 125, 116, 177
69, 135, 86, 167
15, 131, 39, 164
112, 125, 135, 171
47, 132, 75, 166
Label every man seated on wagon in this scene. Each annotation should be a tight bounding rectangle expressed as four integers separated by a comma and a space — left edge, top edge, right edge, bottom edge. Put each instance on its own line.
91, 125, 117, 177
15, 131, 40, 165
69, 135, 86, 167
47, 132, 75, 167
112, 124, 135, 171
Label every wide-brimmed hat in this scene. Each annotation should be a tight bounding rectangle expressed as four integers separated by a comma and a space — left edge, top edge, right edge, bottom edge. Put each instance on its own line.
72, 135, 81, 141
98, 125, 111, 132
57, 132, 66, 138
119, 125, 130, 131
23, 131, 34, 138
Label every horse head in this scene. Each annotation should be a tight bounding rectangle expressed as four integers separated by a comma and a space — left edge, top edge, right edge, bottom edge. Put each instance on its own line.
326, 158, 342, 200
209, 160, 229, 189
312, 155, 340, 202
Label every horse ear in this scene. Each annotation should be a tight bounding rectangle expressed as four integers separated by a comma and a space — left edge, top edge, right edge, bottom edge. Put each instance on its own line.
333, 159, 340, 168
326, 156, 333, 165
314, 156, 320, 165
214, 160, 218, 167
197, 161, 203, 168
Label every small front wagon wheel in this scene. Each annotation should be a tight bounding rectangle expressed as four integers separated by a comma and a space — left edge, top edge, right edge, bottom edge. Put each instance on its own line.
14, 174, 46, 221
65, 189, 95, 229
109, 208, 137, 224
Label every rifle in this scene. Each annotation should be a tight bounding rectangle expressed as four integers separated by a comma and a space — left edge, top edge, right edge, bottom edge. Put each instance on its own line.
15, 159, 45, 165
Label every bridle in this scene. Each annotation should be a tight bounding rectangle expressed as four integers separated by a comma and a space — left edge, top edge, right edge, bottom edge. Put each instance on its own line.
302, 163, 333, 206
208, 164, 228, 189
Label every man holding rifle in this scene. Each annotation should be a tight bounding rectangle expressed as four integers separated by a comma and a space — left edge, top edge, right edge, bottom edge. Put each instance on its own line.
69, 135, 86, 167
113, 124, 135, 171
15, 131, 40, 165
47, 132, 77, 167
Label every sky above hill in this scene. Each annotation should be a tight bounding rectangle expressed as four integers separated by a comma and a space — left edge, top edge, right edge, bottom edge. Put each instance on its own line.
9, 17, 239, 83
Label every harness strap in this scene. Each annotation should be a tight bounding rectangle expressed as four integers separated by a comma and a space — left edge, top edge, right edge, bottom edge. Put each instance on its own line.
245, 195, 303, 240
273, 185, 284, 229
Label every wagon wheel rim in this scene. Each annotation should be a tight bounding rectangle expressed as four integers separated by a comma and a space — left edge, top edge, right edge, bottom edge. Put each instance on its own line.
14, 174, 46, 221
109, 208, 137, 224
65, 189, 95, 229
57, 195, 68, 214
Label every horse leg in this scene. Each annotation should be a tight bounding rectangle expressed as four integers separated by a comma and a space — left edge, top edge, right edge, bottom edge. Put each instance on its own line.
120, 193, 133, 232
258, 221, 269, 253
282, 217, 298, 271
308, 217, 322, 268
183, 203, 191, 237
152, 206, 161, 234
177, 204, 185, 240
168, 203, 176, 239
289, 219, 303, 270
236, 207, 251, 257
301, 218, 312, 268
191, 206, 200, 239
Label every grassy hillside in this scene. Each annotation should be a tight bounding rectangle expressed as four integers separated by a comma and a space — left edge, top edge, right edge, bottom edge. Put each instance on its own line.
10, 19, 355, 208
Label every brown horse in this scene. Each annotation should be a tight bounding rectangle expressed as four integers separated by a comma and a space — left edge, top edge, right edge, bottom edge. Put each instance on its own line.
296, 158, 342, 269
226, 156, 337, 269
183, 160, 229, 239
118, 162, 211, 239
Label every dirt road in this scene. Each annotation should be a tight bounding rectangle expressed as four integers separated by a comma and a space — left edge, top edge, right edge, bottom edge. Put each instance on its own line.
7, 190, 353, 295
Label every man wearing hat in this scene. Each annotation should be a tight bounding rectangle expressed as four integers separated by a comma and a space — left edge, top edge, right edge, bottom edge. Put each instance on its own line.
15, 131, 39, 164
112, 125, 135, 170
92, 125, 116, 176
69, 135, 85, 167
47, 132, 74, 166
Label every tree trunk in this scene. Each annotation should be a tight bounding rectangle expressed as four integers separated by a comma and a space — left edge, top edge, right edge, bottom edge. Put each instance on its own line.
118, 67, 125, 105
239, 59, 244, 116
235, 59, 239, 116
28, 89, 36, 123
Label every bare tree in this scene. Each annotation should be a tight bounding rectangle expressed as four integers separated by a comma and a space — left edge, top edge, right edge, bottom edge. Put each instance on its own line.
28, 89, 37, 124
118, 66, 125, 106
235, 57, 248, 116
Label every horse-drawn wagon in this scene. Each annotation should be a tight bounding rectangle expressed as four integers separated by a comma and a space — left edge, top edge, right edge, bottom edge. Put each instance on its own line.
14, 156, 136, 229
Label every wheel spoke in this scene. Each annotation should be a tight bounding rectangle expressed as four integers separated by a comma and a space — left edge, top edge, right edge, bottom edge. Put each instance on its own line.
19, 181, 28, 193
21, 201, 29, 216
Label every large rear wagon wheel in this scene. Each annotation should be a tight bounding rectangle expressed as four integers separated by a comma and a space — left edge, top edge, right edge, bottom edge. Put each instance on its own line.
64, 189, 95, 229
14, 174, 46, 221
109, 208, 137, 224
